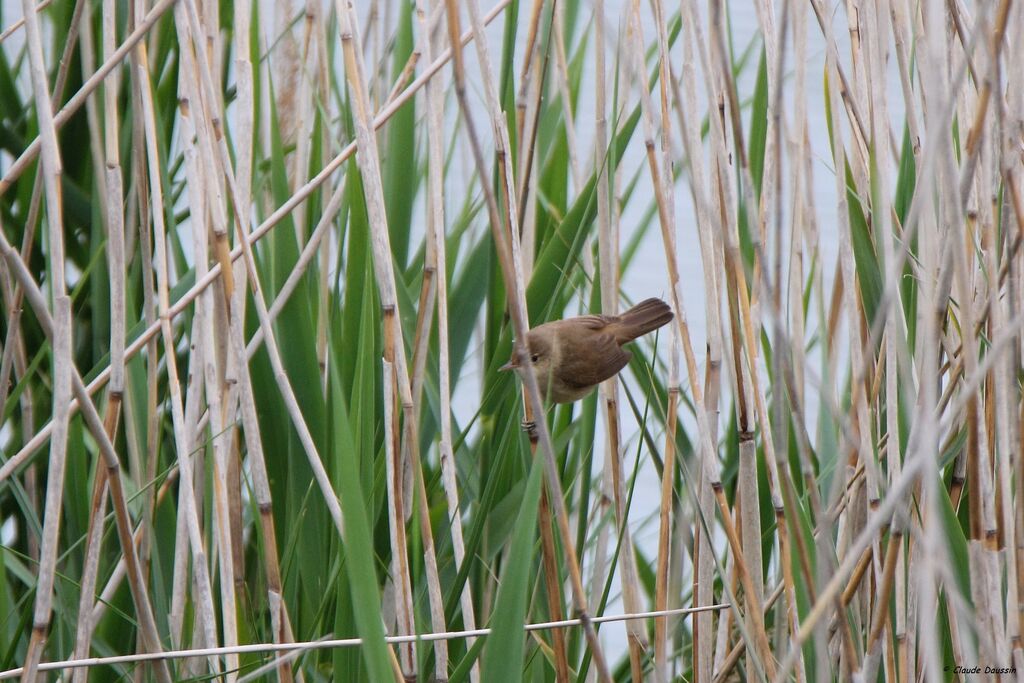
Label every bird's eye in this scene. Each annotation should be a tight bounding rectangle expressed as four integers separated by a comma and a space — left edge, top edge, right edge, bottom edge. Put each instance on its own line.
531, 353, 540, 363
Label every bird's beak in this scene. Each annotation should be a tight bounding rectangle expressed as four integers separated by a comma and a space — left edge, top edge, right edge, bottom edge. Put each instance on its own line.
499, 359, 516, 372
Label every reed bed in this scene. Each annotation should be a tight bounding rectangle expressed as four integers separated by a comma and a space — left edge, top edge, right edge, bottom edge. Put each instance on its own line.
0, 0, 1021, 680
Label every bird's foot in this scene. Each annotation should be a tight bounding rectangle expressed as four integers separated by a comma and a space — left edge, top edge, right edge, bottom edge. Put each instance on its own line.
520, 419, 538, 440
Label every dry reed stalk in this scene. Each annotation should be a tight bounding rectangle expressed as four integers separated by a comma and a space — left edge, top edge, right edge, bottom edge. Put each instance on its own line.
589, 4, 615, 679
20, 296, 70, 683
100, 0, 126, 496
861, 529, 901, 680
223, 278, 299, 683
712, 553, 738, 674
889, 0, 920, 151
685, 2, 785, 676
127, 0, 163, 623
0, 267, 32, 536
177, 328, 208, 682
186, 108, 246, 683
310, 1, 334, 397
0, 0, 512, 484
287, 3, 317, 242
631, 4, 687, 680
458, 1, 576, 680
334, 1, 450, 675
67, 0, 125, 670
69, 453, 110, 683
552, 3, 582, 191
942, 0, 1010, 664
12, 0, 167, 676
781, 9, 812, 680
136, 31, 222, 676
417, 1, 481, 677
171, 7, 354, 613
807, 0, 870, 164
905, 9, 955, 671
381, 358, 416, 675
994, 11, 1024, 658
773, 435, 952, 680
230, 0, 256, 598
710, 581, 786, 683
654, 324, 680, 681
399, 10, 473, 678
589, 11, 649, 680
171, 13, 243, 677
533, 490, 570, 683
818, 10, 879, 675
87, 454, 191, 625
670, 5, 723, 679
885, 6, 913, 673
601, 381, 646, 682
862, 5, 907, 674
973, 3, 1017, 664
442, 1, 612, 679
512, 35, 539, 276
409, 440, 451, 679
514, 1, 554, 260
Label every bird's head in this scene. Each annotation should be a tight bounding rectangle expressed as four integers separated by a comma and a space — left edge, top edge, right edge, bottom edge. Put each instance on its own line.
498, 329, 553, 376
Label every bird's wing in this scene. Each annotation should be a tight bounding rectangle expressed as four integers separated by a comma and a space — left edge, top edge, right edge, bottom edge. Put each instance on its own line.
555, 329, 632, 388
572, 314, 615, 329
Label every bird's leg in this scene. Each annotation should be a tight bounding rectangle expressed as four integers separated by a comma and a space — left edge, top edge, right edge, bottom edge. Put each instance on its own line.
520, 419, 538, 441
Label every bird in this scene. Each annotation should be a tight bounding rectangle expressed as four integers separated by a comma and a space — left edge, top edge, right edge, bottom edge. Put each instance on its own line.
499, 297, 674, 404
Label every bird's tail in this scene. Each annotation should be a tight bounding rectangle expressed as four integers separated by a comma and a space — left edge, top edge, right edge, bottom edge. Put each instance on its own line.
614, 297, 674, 343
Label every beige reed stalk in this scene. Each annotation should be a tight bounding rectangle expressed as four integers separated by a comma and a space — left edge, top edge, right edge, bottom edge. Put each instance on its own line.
994, 1, 1024, 660
175, 6, 362, 676
588, 4, 616, 679
13, 0, 168, 678
179, 56, 244, 683
603, 8, 655, 683
644, 1, 695, 670
457, 1, 580, 680
334, 1, 449, 676
701, 0, 781, 650
8, 73, 175, 683
179, 0, 352, 560
69, 0, 126, 673
509, 5, 572, 681
778, 3, 812, 678
442, 1, 613, 679
906, 7, 958, 679
228, 0, 256, 593
552, 2, 582, 191
671, 4, 724, 680
648, 1, 779, 677
401, 11, 455, 677
416, 0, 481, 679
764, 7, 823, 680
128, 0, 164, 639
654, 320, 680, 683
136, 31, 224, 676
861, 0, 904, 678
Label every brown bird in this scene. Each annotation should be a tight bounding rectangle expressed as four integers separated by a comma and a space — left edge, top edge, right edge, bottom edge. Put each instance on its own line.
500, 297, 674, 403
